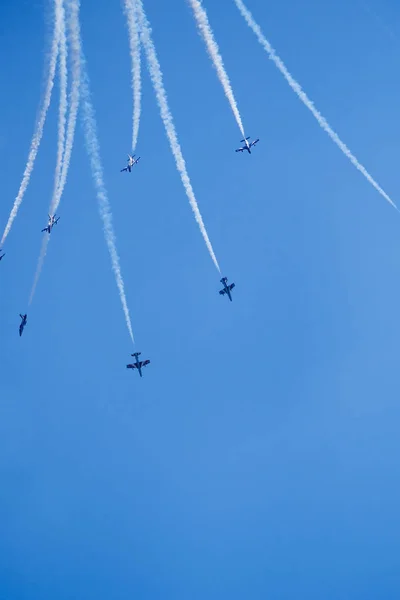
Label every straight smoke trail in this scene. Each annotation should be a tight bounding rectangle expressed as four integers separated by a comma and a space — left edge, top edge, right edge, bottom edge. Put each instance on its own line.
29, 235, 49, 305
51, 0, 81, 214
134, 0, 220, 271
1, 0, 63, 247
69, 0, 133, 341
30, 0, 70, 306
233, 0, 397, 210
124, 0, 142, 151
52, 0, 68, 211
188, 0, 245, 138
81, 63, 135, 343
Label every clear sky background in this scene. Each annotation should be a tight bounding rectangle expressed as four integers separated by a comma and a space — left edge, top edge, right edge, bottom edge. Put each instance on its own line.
1, 0, 400, 598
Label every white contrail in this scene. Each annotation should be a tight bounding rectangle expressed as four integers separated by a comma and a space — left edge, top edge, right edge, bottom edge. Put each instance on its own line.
67, 0, 133, 341
29, 12, 67, 306
233, 0, 397, 210
51, 0, 68, 213
134, 0, 220, 271
124, 0, 142, 151
188, 0, 245, 138
51, 0, 81, 214
80, 63, 135, 343
29, 235, 49, 305
1, 0, 63, 247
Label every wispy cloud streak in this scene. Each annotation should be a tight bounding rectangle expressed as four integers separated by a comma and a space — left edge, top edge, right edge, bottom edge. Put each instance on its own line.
188, 0, 245, 137
135, 0, 220, 271
124, 0, 142, 151
233, 0, 396, 210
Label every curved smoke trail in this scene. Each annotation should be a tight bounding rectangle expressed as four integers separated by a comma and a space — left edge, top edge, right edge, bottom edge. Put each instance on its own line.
1, 0, 63, 247
135, 0, 220, 271
124, 0, 142, 151
188, 0, 245, 138
233, 0, 397, 210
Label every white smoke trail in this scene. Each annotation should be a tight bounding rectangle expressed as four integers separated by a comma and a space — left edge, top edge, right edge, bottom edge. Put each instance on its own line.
134, 0, 220, 271
1, 0, 63, 246
66, 0, 133, 341
233, 0, 397, 210
124, 0, 142, 151
51, 0, 81, 214
29, 235, 49, 305
30, 0, 80, 306
51, 0, 68, 212
81, 64, 135, 343
188, 0, 245, 138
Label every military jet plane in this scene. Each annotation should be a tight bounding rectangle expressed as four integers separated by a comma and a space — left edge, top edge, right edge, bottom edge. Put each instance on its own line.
235, 136, 259, 154
19, 313, 27, 337
126, 352, 150, 377
219, 277, 235, 302
121, 154, 140, 172
41, 214, 60, 234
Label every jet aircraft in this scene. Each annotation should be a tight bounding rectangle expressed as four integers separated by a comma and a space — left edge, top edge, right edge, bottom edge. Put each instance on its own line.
19, 313, 27, 337
235, 136, 259, 154
41, 214, 60, 233
219, 277, 235, 302
0, 250, 5, 261
121, 154, 140, 172
126, 352, 150, 377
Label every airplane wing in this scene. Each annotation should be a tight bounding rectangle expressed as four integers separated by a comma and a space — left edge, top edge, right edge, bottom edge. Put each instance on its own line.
120, 167, 128, 172
219, 289, 226, 295
126, 363, 138, 369
141, 360, 150, 367
229, 283, 235, 291
251, 139, 259, 146
235, 148, 244, 153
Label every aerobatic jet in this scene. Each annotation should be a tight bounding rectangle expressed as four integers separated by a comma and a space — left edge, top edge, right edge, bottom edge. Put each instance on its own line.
120, 154, 140, 172
41, 214, 60, 234
126, 352, 150, 377
0, 250, 5, 261
219, 277, 235, 302
19, 314, 27, 337
235, 136, 259, 154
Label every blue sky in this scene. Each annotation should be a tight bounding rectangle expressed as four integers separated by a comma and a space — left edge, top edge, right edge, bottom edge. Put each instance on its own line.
1, 0, 400, 597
